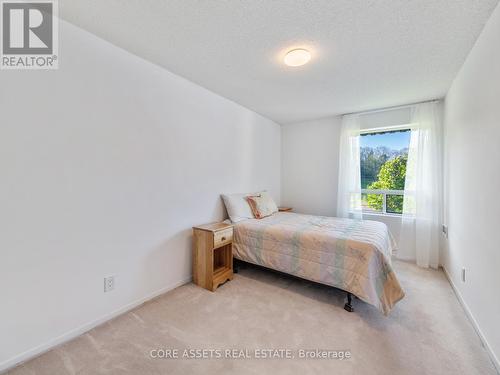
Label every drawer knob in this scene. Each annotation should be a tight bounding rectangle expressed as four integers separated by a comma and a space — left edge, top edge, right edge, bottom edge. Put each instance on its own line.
221, 236, 226, 241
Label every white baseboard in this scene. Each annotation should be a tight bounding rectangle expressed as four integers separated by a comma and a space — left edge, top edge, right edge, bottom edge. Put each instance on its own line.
442, 266, 500, 374
0, 276, 192, 374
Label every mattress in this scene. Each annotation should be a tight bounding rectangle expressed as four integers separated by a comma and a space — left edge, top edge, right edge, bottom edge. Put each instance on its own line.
233, 212, 405, 315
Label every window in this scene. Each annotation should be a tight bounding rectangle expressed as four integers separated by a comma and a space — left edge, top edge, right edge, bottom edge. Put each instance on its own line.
360, 129, 411, 215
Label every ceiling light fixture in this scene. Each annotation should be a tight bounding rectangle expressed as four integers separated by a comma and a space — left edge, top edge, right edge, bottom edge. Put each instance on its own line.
284, 48, 311, 67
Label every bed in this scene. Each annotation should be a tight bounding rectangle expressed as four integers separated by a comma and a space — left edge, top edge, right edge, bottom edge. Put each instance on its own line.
232, 211, 405, 315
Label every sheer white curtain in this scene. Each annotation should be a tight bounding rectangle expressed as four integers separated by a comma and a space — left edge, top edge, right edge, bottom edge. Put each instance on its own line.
337, 114, 362, 219
400, 102, 442, 268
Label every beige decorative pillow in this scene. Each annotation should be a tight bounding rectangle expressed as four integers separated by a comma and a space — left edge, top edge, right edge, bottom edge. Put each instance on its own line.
246, 191, 278, 219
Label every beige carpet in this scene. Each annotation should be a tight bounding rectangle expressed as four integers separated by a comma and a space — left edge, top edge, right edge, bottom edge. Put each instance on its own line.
7, 261, 497, 375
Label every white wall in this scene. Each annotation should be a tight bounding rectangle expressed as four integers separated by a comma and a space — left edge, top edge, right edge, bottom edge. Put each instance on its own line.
281, 117, 341, 216
0, 21, 280, 370
442, 2, 500, 369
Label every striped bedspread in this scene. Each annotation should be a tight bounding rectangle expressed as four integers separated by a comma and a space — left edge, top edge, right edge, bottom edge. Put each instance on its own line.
233, 212, 405, 315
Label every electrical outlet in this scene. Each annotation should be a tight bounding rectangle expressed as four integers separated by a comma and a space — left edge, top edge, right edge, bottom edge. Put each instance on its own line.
442, 224, 448, 238
104, 275, 115, 292
461, 268, 466, 283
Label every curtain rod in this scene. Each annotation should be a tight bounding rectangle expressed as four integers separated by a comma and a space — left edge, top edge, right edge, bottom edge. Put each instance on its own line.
342, 98, 442, 117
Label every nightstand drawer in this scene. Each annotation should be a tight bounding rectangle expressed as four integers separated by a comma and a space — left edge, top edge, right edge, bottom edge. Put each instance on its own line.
213, 228, 233, 248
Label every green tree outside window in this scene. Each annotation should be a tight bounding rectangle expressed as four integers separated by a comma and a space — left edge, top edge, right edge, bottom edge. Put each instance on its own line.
366, 155, 407, 213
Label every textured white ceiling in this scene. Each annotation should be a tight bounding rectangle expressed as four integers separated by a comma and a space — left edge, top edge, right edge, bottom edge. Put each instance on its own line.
60, 0, 499, 124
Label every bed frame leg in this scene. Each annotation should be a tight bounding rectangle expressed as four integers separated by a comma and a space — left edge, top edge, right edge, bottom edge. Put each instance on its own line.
233, 259, 246, 274
344, 292, 354, 312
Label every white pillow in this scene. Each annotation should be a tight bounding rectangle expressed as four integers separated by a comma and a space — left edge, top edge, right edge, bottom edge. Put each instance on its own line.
221, 192, 257, 223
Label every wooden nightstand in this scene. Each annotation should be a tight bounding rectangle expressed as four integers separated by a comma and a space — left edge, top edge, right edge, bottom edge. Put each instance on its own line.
192, 222, 234, 291
278, 207, 293, 212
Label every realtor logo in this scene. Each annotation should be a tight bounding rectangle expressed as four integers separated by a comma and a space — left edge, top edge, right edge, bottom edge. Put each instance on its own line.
1, 0, 58, 69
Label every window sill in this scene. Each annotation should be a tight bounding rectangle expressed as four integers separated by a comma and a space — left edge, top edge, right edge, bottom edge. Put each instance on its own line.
362, 212, 403, 218
349, 211, 412, 219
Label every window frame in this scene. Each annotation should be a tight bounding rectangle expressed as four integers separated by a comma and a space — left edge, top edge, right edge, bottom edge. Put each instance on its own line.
359, 125, 412, 216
